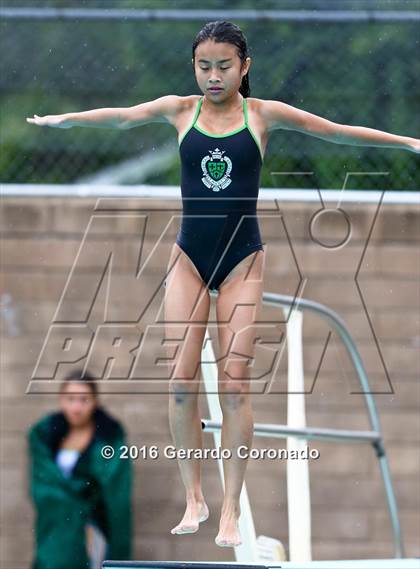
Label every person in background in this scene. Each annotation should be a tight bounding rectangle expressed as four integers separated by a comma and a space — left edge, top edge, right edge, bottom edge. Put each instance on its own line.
27, 369, 132, 569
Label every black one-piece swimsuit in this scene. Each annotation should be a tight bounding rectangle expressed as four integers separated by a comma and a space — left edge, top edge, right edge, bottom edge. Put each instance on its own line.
176, 95, 265, 291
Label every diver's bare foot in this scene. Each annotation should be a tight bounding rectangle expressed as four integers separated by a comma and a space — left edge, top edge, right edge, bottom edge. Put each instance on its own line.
171, 500, 209, 535
215, 503, 242, 547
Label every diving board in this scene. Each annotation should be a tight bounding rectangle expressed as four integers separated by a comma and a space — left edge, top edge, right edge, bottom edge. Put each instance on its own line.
103, 558, 420, 568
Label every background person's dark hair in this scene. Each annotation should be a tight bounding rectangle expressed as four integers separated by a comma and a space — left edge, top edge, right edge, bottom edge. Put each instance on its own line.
192, 20, 251, 98
59, 368, 98, 397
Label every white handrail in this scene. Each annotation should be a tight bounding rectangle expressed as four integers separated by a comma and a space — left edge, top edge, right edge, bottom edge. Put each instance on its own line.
202, 290, 405, 559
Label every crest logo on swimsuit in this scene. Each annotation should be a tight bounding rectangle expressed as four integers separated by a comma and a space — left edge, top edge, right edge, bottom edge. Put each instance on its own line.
201, 147, 232, 192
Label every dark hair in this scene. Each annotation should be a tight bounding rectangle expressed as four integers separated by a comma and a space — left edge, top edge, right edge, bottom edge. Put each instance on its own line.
59, 368, 98, 397
192, 20, 251, 98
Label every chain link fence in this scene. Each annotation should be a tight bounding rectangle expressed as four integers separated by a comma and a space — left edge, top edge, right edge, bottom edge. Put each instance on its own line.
1, 2, 419, 189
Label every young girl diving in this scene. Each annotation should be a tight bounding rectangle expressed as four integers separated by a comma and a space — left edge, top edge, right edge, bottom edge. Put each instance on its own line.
27, 20, 419, 549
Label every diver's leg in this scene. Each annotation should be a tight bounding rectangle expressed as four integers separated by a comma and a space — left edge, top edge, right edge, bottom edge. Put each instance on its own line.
214, 248, 266, 547
165, 243, 210, 534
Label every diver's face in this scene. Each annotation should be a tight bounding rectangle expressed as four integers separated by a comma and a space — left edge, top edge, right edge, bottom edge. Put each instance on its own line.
59, 382, 96, 427
193, 39, 250, 100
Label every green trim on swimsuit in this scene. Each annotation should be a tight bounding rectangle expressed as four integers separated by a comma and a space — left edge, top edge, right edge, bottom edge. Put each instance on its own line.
178, 96, 264, 161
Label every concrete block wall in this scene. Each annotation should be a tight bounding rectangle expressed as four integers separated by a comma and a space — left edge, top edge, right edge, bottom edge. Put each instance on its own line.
1, 195, 419, 566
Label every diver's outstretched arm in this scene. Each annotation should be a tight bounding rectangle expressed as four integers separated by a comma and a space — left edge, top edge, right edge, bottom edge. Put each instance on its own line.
26, 94, 182, 130
259, 98, 419, 153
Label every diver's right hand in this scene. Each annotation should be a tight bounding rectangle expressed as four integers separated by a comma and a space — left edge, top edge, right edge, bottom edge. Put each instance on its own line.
26, 114, 72, 128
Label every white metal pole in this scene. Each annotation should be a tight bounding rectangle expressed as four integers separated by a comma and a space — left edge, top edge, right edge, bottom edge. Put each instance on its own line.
284, 308, 312, 562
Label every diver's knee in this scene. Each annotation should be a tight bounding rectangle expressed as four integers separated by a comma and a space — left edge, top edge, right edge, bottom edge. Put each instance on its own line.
219, 381, 247, 411
169, 378, 198, 404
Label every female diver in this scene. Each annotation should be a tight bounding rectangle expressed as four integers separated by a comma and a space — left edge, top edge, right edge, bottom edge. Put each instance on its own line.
27, 20, 419, 548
